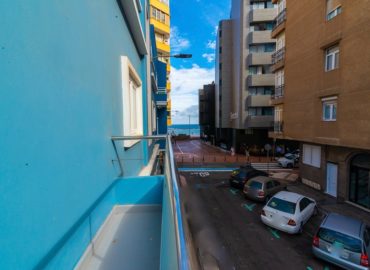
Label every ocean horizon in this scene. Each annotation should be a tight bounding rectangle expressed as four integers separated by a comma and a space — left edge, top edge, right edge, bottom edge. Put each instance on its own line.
168, 124, 200, 136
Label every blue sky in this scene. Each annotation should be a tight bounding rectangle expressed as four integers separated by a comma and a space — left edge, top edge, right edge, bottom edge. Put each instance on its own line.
169, 0, 231, 124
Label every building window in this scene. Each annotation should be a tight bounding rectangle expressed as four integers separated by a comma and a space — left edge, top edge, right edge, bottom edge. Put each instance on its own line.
121, 56, 143, 148
326, 0, 342, 21
322, 97, 337, 121
325, 45, 339, 71
303, 144, 321, 168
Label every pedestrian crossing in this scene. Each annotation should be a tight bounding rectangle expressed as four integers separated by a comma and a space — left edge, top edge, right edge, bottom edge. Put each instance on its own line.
250, 162, 290, 171
178, 163, 293, 172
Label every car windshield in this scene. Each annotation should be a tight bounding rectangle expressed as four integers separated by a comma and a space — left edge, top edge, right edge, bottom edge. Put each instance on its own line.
248, 181, 262, 189
318, 228, 362, 253
285, 155, 294, 160
267, 197, 296, 214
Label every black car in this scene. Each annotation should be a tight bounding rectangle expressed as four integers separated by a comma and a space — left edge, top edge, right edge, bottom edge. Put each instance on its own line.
229, 165, 268, 189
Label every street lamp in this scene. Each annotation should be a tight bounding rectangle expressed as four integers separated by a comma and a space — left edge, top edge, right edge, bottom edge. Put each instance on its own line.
153, 53, 192, 60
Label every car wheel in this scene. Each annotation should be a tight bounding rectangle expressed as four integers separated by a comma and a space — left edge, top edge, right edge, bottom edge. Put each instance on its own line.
287, 163, 293, 168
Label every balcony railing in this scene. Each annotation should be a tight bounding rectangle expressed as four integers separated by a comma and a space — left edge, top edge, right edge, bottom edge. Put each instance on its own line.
274, 121, 284, 133
111, 135, 190, 270
272, 8, 286, 31
272, 47, 285, 64
274, 84, 285, 99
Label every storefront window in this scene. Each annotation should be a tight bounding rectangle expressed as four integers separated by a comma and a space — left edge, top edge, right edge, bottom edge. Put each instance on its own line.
349, 154, 370, 209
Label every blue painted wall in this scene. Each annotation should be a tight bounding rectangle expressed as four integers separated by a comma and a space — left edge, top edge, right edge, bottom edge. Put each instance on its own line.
0, 0, 152, 269
46, 176, 163, 269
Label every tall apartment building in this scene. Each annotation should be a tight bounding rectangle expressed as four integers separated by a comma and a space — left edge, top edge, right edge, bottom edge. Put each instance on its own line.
150, 0, 172, 125
269, 0, 370, 210
199, 82, 216, 142
216, 0, 277, 151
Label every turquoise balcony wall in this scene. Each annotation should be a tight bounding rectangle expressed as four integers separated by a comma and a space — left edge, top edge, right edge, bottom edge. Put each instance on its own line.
0, 0, 152, 269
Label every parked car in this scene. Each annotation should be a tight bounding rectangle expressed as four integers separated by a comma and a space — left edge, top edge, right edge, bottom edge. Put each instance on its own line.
229, 165, 268, 189
278, 155, 297, 168
243, 176, 287, 202
261, 191, 317, 234
312, 213, 370, 270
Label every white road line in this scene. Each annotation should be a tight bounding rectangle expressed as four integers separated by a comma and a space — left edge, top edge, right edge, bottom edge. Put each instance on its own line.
176, 143, 184, 154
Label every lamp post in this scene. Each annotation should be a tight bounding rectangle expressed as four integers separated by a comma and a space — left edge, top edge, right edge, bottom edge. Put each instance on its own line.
153, 53, 192, 60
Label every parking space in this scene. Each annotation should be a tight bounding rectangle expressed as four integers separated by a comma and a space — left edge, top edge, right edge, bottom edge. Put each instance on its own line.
182, 171, 340, 270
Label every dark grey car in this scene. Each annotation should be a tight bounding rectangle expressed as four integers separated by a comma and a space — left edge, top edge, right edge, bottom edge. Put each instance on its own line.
243, 176, 286, 202
312, 213, 370, 270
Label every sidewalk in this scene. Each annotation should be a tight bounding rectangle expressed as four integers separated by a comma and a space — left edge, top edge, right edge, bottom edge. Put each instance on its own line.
287, 181, 370, 226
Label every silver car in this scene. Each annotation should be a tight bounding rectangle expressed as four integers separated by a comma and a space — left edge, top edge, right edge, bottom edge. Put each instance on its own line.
243, 176, 286, 202
312, 213, 370, 270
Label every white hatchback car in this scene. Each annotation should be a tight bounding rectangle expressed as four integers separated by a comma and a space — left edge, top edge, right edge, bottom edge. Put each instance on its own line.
261, 191, 317, 234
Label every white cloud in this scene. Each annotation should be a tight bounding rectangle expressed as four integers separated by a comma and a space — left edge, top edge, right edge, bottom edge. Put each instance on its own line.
202, 53, 215, 63
212, 25, 219, 36
170, 64, 215, 124
170, 26, 191, 54
206, 40, 216, 50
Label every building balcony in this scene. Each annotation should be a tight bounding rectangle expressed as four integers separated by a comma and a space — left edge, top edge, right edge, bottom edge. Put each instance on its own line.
156, 41, 170, 53
248, 30, 275, 45
34, 136, 196, 270
246, 95, 272, 107
270, 85, 284, 105
249, 8, 277, 23
268, 121, 285, 138
272, 47, 285, 65
247, 52, 273, 66
247, 74, 275, 87
271, 9, 286, 38
246, 115, 274, 128
274, 84, 284, 98
150, 0, 170, 14
150, 18, 170, 35
155, 91, 167, 108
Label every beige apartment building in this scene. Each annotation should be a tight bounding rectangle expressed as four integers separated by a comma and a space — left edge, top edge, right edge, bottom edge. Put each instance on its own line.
270, 0, 370, 209
215, 0, 277, 150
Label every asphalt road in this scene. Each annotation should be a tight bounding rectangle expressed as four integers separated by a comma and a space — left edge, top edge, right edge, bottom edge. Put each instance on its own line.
182, 171, 341, 270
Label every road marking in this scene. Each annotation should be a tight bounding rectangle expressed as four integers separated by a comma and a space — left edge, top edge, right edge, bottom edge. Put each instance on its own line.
243, 203, 256, 211
190, 140, 202, 149
268, 228, 280, 239
176, 143, 184, 154
229, 188, 238, 195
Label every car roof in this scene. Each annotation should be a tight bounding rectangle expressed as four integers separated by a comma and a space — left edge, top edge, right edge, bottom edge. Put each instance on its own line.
273, 191, 304, 203
321, 213, 363, 238
248, 176, 273, 183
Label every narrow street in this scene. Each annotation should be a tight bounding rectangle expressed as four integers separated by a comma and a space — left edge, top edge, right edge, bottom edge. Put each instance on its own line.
182, 171, 340, 270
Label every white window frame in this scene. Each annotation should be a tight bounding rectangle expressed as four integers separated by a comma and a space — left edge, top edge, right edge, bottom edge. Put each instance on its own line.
325, 45, 339, 71
322, 96, 337, 121
121, 56, 143, 148
303, 144, 321, 168
327, 5, 342, 21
